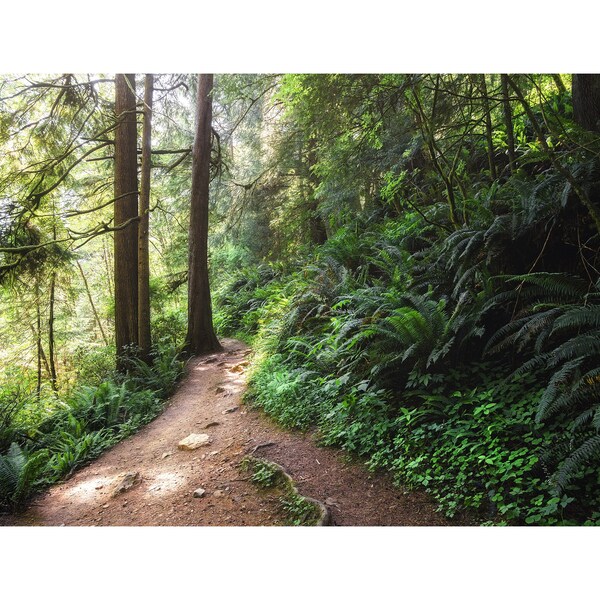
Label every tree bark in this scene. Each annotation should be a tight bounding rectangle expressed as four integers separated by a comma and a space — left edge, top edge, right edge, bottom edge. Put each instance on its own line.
184, 74, 221, 356
138, 74, 154, 361
572, 74, 600, 134
48, 272, 57, 391
114, 74, 139, 366
35, 286, 42, 400
501, 74, 516, 174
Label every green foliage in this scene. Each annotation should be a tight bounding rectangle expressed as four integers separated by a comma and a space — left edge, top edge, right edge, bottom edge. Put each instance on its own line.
240, 456, 282, 488
222, 199, 600, 525
2, 73, 600, 527
279, 493, 320, 526
71, 345, 117, 387
124, 345, 185, 399
0, 342, 184, 511
485, 275, 600, 492
384, 369, 577, 524
0, 443, 49, 508
47, 427, 115, 478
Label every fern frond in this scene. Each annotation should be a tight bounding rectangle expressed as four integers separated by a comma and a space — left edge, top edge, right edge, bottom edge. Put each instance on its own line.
536, 358, 583, 422
555, 434, 600, 490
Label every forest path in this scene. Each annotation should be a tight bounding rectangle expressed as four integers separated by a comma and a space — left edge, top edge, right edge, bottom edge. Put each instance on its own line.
6, 339, 447, 526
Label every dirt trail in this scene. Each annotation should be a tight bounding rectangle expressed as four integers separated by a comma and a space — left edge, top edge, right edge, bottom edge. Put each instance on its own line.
3, 339, 448, 526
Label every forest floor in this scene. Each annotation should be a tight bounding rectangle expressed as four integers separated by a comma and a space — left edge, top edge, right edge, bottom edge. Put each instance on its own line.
2, 339, 450, 526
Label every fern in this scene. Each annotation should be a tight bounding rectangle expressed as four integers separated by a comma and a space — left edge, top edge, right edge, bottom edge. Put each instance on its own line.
555, 435, 600, 490
484, 273, 600, 490
0, 443, 49, 508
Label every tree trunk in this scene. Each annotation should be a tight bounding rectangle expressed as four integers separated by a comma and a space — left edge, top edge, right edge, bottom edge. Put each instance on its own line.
184, 74, 221, 356
572, 74, 600, 134
306, 138, 327, 245
102, 236, 113, 299
48, 272, 57, 391
29, 322, 50, 380
138, 74, 154, 362
76, 260, 109, 346
35, 286, 42, 400
479, 75, 498, 180
501, 74, 516, 175
552, 74, 567, 95
114, 73, 139, 367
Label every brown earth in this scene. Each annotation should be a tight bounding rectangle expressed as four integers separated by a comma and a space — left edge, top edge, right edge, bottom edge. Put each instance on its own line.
2, 339, 450, 526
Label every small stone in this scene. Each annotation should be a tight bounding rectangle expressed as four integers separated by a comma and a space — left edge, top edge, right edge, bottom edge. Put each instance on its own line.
204, 421, 220, 429
161, 452, 172, 459
214, 387, 226, 394
95, 484, 103, 490
111, 472, 141, 497
193, 488, 206, 498
209, 450, 220, 456
213, 490, 225, 498
222, 406, 238, 415
178, 433, 211, 450
102, 503, 109, 509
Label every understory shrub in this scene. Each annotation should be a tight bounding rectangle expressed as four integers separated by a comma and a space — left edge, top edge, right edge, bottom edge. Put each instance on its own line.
225, 211, 600, 525
0, 343, 184, 511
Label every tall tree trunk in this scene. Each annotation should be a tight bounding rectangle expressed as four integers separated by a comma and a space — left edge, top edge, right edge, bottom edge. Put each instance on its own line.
102, 236, 114, 298
48, 272, 57, 391
114, 73, 139, 367
572, 74, 600, 134
479, 75, 498, 180
501, 74, 516, 175
35, 284, 42, 400
29, 323, 50, 379
306, 138, 327, 245
138, 74, 154, 362
76, 260, 109, 346
184, 74, 221, 356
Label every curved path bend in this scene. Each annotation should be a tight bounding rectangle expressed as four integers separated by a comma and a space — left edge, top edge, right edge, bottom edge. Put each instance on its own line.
4, 339, 448, 526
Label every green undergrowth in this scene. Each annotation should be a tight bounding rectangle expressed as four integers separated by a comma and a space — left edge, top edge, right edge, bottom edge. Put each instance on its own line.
0, 344, 184, 512
215, 207, 600, 525
246, 356, 595, 525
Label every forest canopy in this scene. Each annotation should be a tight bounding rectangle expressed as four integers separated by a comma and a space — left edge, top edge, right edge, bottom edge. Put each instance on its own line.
1, 73, 600, 525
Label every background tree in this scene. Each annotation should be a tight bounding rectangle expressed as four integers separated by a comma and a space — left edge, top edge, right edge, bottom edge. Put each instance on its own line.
138, 74, 154, 362
572, 74, 600, 133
